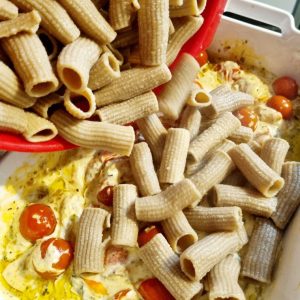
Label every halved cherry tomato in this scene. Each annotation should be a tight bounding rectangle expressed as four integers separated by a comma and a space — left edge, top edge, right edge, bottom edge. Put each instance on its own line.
84, 279, 108, 295
19, 204, 57, 241
272, 76, 298, 100
105, 245, 128, 265
138, 278, 174, 300
267, 95, 293, 119
234, 107, 259, 131
196, 50, 208, 66
114, 289, 131, 299
138, 225, 161, 247
97, 185, 114, 207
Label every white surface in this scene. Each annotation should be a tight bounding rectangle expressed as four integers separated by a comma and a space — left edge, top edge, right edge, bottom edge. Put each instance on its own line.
210, 1, 300, 299
255, 0, 296, 13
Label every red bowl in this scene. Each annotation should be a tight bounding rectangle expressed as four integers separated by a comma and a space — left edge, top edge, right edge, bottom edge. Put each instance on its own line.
0, 0, 227, 153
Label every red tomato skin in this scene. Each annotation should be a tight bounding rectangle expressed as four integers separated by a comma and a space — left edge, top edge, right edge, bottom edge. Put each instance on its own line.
138, 278, 175, 300
97, 185, 114, 207
138, 225, 161, 247
272, 76, 298, 100
234, 108, 259, 131
196, 50, 208, 66
267, 95, 293, 119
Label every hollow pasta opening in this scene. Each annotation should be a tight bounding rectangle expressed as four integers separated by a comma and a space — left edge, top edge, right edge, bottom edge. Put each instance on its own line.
62, 68, 82, 90
268, 179, 284, 196
31, 82, 56, 96
182, 258, 196, 279
195, 92, 210, 104
36, 129, 54, 137
177, 234, 196, 252
108, 55, 120, 72
71, 95, 91, 113
38, 32, 55, 57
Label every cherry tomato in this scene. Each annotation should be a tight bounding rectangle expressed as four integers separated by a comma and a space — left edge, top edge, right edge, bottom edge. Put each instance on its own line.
272, 76, 298, 100
196, 50, 208, 66
84, 279, 108, 295
105, 245, 128, 265
114, 289, 131, 300
234, 107, 259, 131
138, 278, 174, 300
19, 204, 57, 241
267, 95, 293, 119
138, 225, 161, 247
97, 185, 114, 207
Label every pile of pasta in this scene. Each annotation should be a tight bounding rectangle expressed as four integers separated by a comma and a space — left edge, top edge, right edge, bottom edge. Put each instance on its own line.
0, 0, 206, 149
71, 56, 300, 299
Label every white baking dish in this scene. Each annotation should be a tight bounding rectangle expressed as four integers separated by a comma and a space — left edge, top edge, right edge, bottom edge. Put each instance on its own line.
209, 1, 300, 299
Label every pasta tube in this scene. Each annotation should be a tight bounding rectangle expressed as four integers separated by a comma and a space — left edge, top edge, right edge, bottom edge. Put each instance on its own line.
138, 0, 169, 66
129, 142, 161, 196
186, 85, 212, 108
162, 211, 198, 254
37, 29, 59, 61
135, 178, 201, 222
111, 184, 138, 247
10, 0, 79, 44
229, 126, 254, 144
202, 85, 254, 118
159, 128, 190, 183
95, 64, 171, 106
184, 206, 242, 232
213, 184, 278, 218
260, 137, 289, 174
271, 162, 300, 229
112, 29, 138, 49
109, 0, 140, 30
180, 231, 245, 281
228, 143, 284, 197
74, 208, 110, 275
241, 218, 282, 283
50, 110, 135, 155
179, 106, 201, 140
0, 101, 27, 133
0, 0, 18, 20
58, 0, 116, 44
170, 0, 207, 17
188, 112, 241, 163
222, 170, 247, 186
167, 16, 203, 65
136, 114, 167, 163
0, 61, 36, 108
33, 93, 63, 119
64, 88, 96, 119
103, 44, 124, 66
159, 54, 200, 120
139, 234, 203, 300
0, 10, 41, 38
23, 112, 57, 142
170, 0, 184, 6
247, 139, 262, 154
2, 33, 59, 97
57, 37, 101, 92
88, 52, 120, 91
95, 91, 158, 125
208, 254, 245, 300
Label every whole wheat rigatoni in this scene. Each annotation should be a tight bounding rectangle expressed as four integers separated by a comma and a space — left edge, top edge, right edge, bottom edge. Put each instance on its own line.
10, 0, 80, 44
159, 128, 190, 184
213, 184, 278, 218
129, 142, 161, 196
170, 0, 207, 17
37, 29, 59, 61
51, 110, 135, 155
0, 0, 18, 20
96, 91, 158, 125
228, 143, 284, 197
241, 218, 282, 283
179, 106, 201, 140
229, 126, 254, 144
2, 33, 59, 97
95, 64, 171, 107
112, 29, 139, 49
139, 234, 203, 300
0, 61, 36, 108
186, 84, 212, 108
59, 0, 116, 44
159, 53, 200, 120
57, 37, 101, 92
33, 93, 63, 119
138, 0, 169, 66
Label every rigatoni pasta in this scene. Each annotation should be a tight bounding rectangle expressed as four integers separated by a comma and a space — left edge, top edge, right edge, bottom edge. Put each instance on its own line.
59, 0, 116, 44
179, 106, 201, 141
10, 0, 80, 44
135, 178, 201, 222
111, 184, 138, 247
95, 64, 171, 107
129, 142, 161, 196
213, 184, 278, 218
37, 29, 59, 61
0, 61, 36, 108
229, 126, 254, 144
2, 33, 59, 97
241, 218, 282, 283
228, 143, 284, 197
74, 207, 110, 275
186, 85, 212, 108
0, 0, 18, 20
50, 110, 135, 155
159, 53, 200, 120
32, 93, 63, 119
159, 128, 190, 184
161, 211, 198, 253
170, 0, 207, 17
112, 29, 138, 49
0, 10, 41, 38
95, 91, 158, 125
139, 233, 203, 300
57, 37, 101, 92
